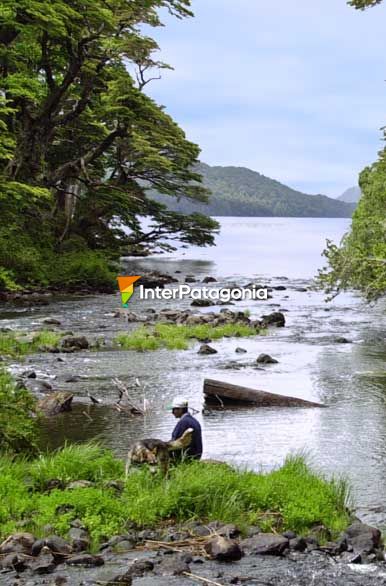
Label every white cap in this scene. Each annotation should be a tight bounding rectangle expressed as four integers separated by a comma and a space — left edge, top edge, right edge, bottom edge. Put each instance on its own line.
170, 396, 189, 409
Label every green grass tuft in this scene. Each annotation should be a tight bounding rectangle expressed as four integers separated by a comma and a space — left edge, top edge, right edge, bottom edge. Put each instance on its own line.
0, 444, 352, 548
0, 330, 62, 357
114, 319, 261, 352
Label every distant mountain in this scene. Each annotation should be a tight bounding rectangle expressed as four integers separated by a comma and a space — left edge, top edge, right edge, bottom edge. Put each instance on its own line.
337, 186, 361, 203
152, 163, 356, 218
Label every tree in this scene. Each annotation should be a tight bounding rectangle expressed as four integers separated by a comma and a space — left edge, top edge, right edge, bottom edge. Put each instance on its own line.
0, 0, 218, 290
348, 0, 383, 8
319, 0, 386, 300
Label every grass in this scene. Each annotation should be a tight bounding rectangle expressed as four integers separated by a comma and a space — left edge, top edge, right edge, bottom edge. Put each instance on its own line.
0, 444, 352, 548
114, 321, 262, 352
0, 330, 62, 357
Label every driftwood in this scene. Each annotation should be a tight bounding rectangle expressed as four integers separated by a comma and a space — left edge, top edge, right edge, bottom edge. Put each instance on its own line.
203, 379, 324, 408
38, 392, 74, 416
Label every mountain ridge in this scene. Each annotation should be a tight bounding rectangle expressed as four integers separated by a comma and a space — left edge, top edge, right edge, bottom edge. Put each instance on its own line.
152, 163, 356, 218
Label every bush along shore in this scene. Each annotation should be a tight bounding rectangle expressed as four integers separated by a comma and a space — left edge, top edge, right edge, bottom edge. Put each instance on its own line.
2, 443, 384, 585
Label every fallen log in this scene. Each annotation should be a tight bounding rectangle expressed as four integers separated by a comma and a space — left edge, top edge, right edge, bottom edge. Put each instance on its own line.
203, 379, 325, 408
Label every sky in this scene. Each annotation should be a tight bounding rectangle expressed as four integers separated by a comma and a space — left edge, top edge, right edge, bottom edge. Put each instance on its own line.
143, 0, 386, 197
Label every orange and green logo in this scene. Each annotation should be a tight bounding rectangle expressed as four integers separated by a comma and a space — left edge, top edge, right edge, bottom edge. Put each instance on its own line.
117, 276, 141, 307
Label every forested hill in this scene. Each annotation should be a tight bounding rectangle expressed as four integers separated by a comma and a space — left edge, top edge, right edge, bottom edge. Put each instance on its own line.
152, 163, 356, 217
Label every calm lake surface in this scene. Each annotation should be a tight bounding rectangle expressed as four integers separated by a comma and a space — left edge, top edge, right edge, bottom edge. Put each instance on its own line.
2, 217, 386, 526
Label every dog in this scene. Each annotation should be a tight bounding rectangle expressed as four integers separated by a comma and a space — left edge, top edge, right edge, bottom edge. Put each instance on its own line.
125, 427, 193, 477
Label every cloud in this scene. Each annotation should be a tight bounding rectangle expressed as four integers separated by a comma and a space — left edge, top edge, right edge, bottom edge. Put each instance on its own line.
144, 0, 386, 197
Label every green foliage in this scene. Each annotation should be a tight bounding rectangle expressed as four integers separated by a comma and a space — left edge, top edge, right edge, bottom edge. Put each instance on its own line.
348, 0, 383, 8
153, 163, 355, 218
0, 330, 62, 357
0, 370, 38, 454
114, 319, 260, 351
0, 446, 351, 547
319, 151, 386, 300
0, 0, 217, 291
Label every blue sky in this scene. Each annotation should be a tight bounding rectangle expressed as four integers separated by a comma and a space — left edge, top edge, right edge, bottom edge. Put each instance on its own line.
143, 0, 386, 197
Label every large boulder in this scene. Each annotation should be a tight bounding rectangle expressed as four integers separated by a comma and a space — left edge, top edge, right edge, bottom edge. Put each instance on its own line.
240, 533, 289, 555
343, 522, 382, 555
204, 535, 243, 561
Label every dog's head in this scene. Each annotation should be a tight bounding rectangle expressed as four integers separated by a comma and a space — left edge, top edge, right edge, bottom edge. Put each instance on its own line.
130, 444, 159, 465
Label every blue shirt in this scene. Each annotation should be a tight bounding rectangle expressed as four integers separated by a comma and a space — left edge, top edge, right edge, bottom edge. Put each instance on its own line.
171, 412, 202, 459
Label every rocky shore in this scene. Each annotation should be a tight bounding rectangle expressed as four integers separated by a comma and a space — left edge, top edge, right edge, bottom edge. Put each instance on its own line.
1, 519, 386, 585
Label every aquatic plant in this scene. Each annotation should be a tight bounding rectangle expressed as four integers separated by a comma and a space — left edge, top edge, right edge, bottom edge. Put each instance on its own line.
114, 320, 261, 352
0, 330, 62, 357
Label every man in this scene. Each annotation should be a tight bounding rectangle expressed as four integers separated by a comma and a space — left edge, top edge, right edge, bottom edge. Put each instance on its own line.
170, 397, 202, 460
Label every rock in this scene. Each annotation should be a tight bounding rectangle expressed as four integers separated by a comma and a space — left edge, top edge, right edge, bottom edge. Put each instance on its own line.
235, 347, 247, 353
68, 527, 90, 552
204, 535, 243, 561
104, 480, 124, 492
44, 535, 72, 560
38, 392, 73, 416
289, 537, 307, 552
0, 532, 35, 555
256, 353, 279, 364
191, 299, 215, 307
66, 554, 104, 566
202, 276, 217, 283
340, 551, 362, 564
28, 379, 53, 392
198, 344, 218, 355
343, 521, 382, 555
272, 285, 287, 291
157, 554, 190, 575
43, 318, 62, 325
29, 547, 56, 574
185, 277, 196, 283
215, 524, 241, 539
112, 540, 136, 553
240, 533, 289, 555
61, 335, 89, 350
107, 574, 133, 585
22, 369, 37, 378
282, 530, 297, 540
67, 480, 94, 489
334, 336, 351, 344
140, 271, 178, 288
0, 553, 29, 571
261, 312, 286, 327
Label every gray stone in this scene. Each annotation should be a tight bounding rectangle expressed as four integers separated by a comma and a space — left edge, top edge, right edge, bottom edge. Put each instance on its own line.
204, 535, 243, 561
235, 347, 247, 353
68, 527, 90, 552
61, 335, 89, 350
240, 533, 289, 555
0, 532, 36, 555
66, 554, 104, 566
198, 344, 218, 355
67, 479, 94, 489
256, 353, 279, 364
344, 521, 382, 555
261, 312, 286, 327
202, 276, 217, 283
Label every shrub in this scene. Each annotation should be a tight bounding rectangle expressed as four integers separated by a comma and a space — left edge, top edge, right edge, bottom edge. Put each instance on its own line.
0, 370, 38, 454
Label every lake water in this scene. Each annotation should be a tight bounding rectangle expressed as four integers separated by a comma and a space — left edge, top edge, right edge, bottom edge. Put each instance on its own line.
2, 217, 386, 527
